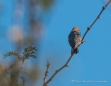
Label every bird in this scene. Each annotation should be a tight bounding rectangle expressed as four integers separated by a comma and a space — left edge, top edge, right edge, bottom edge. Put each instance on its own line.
68, 27, 82, 55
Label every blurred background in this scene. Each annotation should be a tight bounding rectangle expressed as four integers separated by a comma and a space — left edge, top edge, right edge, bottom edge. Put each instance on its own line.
0, 0, 111, 86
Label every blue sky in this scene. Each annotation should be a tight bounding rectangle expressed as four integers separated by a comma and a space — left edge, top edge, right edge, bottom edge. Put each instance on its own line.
1, 0, 111, 86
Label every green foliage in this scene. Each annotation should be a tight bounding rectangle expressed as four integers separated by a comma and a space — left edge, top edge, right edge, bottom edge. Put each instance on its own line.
4, 51, 21, 59
23, 45, 37, 59
1, 45, 37, 86
4, 45, 37, 60
40, 0, 54, 9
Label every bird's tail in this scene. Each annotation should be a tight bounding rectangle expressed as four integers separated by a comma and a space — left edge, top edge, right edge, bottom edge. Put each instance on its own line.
71, 48, 78, 55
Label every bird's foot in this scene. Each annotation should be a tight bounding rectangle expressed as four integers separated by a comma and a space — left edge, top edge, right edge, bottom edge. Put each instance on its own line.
81, 40, 85, 44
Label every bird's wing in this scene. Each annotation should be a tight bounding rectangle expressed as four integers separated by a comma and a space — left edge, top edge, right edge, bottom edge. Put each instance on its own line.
74, 35, 82, 49
68, 32, 76, 48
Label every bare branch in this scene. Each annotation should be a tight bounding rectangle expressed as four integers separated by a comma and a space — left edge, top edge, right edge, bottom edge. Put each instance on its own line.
43, 0, 111, 85
45, 54, 74, 84
43, 60, 50, 86
82, 0, 111, 42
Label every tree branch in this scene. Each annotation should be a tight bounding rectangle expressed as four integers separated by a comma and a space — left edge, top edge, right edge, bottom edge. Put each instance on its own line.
43, 60, 50, 86
82, 0, 111, 42
43, 0, 111, 85
45, 54, 74, 84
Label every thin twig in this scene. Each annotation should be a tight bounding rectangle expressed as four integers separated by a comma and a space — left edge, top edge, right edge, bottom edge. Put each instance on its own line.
82, 0, 111, 42
45, 54, 74, 84
44, 0, 111, 85
43, 60, 50, 86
